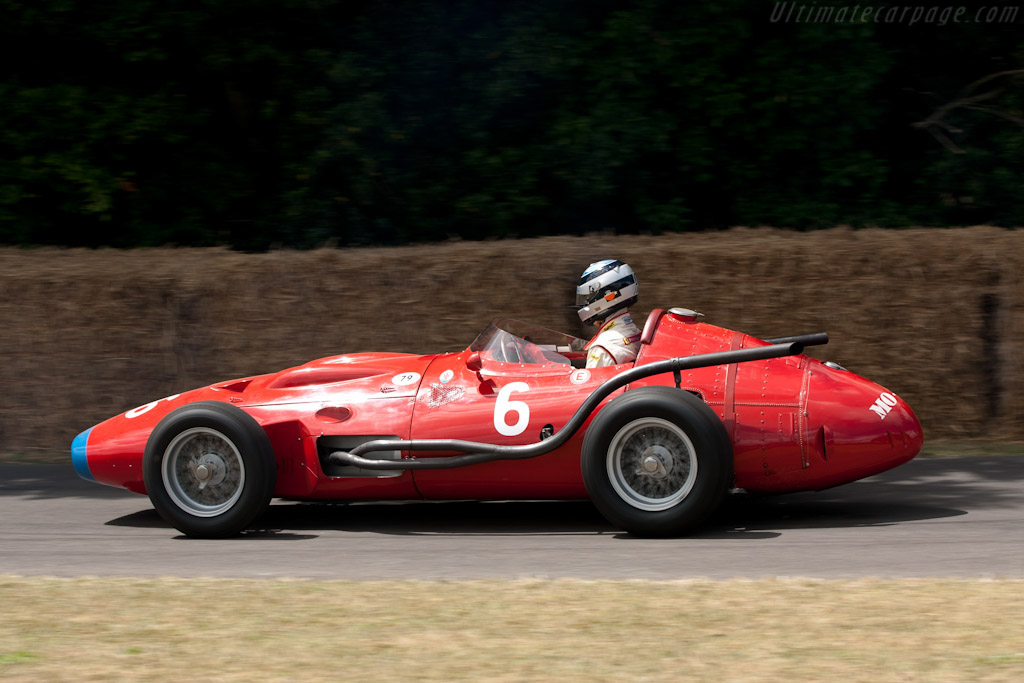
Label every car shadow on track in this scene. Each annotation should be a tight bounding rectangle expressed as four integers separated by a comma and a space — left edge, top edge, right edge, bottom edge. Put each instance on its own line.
104, 509, 322, 540
269, 489, 966, 539
106, 500, 615, 538
102, 455, 1019, 538
106, 485, 967, 541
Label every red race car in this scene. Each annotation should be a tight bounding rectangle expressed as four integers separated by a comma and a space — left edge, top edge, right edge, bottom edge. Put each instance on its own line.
72, 308, 923, 538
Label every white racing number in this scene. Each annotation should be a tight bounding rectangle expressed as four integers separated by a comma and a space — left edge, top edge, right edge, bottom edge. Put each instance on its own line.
494, 382, 530, 436
125, 394, 181, 419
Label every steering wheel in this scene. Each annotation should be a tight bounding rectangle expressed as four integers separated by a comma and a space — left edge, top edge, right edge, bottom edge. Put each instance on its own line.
501, 336, 523, 364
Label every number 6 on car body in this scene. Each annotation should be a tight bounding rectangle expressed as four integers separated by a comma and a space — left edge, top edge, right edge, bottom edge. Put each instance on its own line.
494, 382, 530, 436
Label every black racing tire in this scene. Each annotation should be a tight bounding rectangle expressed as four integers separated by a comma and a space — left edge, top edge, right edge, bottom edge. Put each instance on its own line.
581, 387, 732, 537
143, 401, 277, 538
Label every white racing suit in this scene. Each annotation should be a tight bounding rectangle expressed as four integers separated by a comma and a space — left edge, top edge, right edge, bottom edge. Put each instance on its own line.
585, 310, 641, 368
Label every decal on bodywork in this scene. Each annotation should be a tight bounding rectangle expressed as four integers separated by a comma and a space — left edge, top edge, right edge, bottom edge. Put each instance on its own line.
494, 382, 530, 436
869, 392, 898, 419
392, 372, 421, 386
428, 383, 465, 407
125, 394, 180, 419
569, 369, 591, 385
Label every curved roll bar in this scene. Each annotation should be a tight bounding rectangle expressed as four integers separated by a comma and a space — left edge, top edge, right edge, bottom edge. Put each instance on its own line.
763, 332, 829, 347
329, 337, 824, 472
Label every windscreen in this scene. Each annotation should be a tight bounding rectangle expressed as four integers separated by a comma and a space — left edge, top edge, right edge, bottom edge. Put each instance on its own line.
469, 318, 587, 365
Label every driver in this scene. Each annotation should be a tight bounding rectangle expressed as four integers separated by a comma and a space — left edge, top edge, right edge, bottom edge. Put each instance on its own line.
576, 259, 641, 367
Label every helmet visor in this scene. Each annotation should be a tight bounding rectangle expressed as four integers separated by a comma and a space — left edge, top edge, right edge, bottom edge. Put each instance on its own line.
576, 275, 635, 307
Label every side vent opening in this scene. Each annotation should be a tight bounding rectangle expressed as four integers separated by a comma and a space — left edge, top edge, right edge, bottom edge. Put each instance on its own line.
219, 379, 253, 393
317, 435, 402, 478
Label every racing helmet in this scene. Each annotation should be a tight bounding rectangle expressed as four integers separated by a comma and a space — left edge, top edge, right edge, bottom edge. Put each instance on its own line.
576, 259, 639, 325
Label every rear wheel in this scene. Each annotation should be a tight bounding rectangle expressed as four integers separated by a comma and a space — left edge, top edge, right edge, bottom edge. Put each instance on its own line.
143, 401, 276, 538
582, 387, 732, 537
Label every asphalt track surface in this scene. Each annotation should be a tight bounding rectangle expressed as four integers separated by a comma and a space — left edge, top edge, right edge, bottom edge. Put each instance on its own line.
1, 456, 1021, 580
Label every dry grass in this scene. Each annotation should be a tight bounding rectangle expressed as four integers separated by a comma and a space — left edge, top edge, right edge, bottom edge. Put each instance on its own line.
0, 577, 1022, 681
2, 226, 1023, 461
922, 440, 1024, 458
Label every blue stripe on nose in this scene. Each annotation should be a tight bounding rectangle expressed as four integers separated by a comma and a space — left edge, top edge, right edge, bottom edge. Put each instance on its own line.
72, 428, 95, 481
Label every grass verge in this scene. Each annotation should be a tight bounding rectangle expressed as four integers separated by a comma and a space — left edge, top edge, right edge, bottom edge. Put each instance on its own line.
920, 440, 1024, 458
1, 577, 1022, 681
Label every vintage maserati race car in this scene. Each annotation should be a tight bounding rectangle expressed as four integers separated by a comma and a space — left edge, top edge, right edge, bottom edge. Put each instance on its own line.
72, 308, 923, 538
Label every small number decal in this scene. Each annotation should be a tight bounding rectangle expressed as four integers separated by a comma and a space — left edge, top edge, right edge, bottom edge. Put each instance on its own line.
494, 382, 530, 436
392, 372, 421, 386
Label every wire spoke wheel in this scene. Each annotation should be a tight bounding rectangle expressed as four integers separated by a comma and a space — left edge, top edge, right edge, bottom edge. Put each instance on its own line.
144, 402, 276, 538
582, 387, 731, 537
607, 417, 697, 511
162, 427, 246, 517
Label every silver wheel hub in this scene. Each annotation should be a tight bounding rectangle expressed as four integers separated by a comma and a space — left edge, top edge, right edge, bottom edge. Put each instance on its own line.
640, 445, 673, 479
193, 453, 227, 489
162, 427, 246, 517
606, 417, 698, 512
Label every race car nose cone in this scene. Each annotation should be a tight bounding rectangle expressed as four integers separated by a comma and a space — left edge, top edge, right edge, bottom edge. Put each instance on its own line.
72, 427, 95, 482
806, 364, 923, 486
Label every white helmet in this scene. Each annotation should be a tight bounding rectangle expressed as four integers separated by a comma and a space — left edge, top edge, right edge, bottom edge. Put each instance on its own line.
576, 259, 639, 325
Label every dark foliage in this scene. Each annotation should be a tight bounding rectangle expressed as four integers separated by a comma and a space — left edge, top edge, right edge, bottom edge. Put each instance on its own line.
1, 0, 1022, 249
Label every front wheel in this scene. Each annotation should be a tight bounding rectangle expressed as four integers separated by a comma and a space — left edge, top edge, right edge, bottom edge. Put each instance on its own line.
581, 387, 732, 537
143, 401, 276, 538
